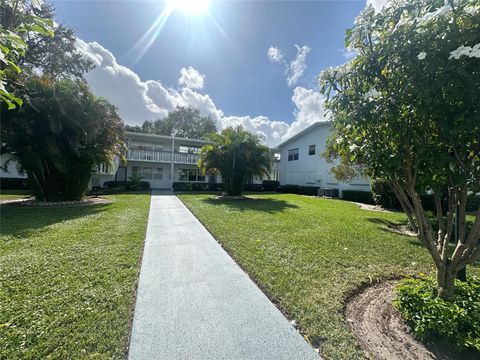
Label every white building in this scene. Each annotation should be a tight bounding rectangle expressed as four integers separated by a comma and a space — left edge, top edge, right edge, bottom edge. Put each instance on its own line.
93, 131, 216, 189
275, 122, 370, 196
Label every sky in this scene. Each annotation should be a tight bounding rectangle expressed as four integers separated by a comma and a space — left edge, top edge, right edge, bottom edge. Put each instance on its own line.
52, 0, 386, 146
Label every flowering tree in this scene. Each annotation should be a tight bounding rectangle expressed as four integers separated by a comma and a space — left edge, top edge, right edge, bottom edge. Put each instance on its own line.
320, 0, 479, 300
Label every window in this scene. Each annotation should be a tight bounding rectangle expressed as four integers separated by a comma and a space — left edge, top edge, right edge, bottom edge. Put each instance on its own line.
132, 166, 140, 176
179, 169, 188, 181
178, 168, 206, 182
143, 167, 152, 179
288, 148, 299, 161
153, 167, 163, 180
179, 146, 200, 154
309, 144, 316, 156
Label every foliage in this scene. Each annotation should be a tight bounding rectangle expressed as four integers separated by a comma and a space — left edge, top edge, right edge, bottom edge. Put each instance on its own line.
103, 180, 150, 191
395, 276, 480, 351
0, 177, 29, 190
172, 181, 223, 192
261, 180, 280, 192
320, 0, 480, 300
180, 193, 480, 359
127, 173, 144, 191
125, 106, 217, 139
371, 179, 402, 210
0, 194, 150, 358
0, 0, 54, 109
198, 126, 272, 196
278, 184, 320, 196
1, 77, 125, 201
341, 190, 375, 205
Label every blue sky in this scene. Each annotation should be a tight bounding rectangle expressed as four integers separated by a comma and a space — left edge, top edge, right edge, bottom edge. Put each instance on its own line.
52, 0, 375, 145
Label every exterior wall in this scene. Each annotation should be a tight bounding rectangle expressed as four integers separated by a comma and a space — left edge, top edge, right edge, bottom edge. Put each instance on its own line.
277, 123, 370, 196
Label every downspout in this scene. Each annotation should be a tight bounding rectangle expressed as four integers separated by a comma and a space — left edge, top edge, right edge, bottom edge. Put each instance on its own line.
170, 134, 175, 189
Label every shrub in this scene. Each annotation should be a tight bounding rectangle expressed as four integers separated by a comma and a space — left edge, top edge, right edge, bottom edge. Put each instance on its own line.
103, 180, 150, 191
371, 179, 402, 210
171, 182, 223, 192
394, 277, 480, 352
467, 195, 480, 213
244, 184, 263, 192
262, 180, 280, 192
341, 190, 374, 205
279, 185, 319, 196
0, 177, 30, 190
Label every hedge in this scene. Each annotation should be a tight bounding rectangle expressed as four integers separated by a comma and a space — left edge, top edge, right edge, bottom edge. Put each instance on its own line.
279, 185, 320, 196
0, 177, 30, 190
103, 180, 150, 190
341, 190, 375, 205
172, 182, 223, 192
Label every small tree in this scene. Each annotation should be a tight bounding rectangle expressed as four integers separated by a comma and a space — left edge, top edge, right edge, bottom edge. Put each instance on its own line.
125, 106, 217, 139
320, 0, 480, 300
198, 126, 272, 196
1, 77, 125, 201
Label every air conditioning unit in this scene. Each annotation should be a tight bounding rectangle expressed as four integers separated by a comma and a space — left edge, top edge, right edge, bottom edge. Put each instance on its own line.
323, 188, 339, 198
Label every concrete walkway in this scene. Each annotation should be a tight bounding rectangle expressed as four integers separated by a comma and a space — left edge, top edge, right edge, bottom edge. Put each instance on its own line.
128, 190, 320, 360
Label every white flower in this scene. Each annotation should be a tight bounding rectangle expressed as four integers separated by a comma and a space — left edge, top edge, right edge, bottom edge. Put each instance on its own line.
349, 144, 359, 152
449, 44, 480, 60
335, 138, 343, 145
417, 52, 427, 60
364, 89, 382, 101
345, 124, 352, 130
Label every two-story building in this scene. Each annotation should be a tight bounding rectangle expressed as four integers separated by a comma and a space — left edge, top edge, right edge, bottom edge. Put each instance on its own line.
275, 122, 370, 196
91, 131, 214, 189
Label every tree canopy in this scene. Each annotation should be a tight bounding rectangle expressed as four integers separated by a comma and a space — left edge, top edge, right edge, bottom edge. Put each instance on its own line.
1, 77, 125, 201
198, 126, 272, 196
125, 106, 217, 139
320, 0, 480, 300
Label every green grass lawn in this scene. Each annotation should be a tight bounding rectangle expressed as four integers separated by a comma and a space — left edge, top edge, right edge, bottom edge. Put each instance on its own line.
179, 193, 479, 360
0, 193, 150, 359
0, 189, 31, 200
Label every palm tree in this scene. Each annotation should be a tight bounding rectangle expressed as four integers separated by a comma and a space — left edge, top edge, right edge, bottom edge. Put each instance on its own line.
1, 77, 125, 201
198, 126, 272, 196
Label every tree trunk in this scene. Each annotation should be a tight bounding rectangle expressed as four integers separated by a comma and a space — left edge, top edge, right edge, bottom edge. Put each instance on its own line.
437, 267, 455, 301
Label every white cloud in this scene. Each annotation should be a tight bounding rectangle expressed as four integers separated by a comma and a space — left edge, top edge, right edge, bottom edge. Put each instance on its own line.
287, 45, 311, 86
77, 39, 327, 147
366, 0, 388, 12
178, 66, 205, 90
267, 46, 284, 63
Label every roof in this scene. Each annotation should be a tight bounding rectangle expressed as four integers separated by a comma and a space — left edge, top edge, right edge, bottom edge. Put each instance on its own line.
125, 131, 210, 144
274, 121, 331, 149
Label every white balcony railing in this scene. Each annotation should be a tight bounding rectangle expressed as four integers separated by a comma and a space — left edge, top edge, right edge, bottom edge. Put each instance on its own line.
127, 150, 199, 164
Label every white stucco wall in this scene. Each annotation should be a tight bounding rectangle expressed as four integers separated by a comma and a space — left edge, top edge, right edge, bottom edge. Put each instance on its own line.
0, 154, 26, 178
277, 122, 370, 196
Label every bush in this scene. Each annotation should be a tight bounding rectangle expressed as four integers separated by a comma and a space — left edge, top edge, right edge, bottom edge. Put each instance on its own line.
467, 195, 480, 212
341, 190, 374, 205
171, 182, 223, 192
279, 185, 319, 196
244, 184, 263, 192
394, 277, 480, 352
371, 179, 402, 210
0, 177, 30, 190
103, 180, 150, 190
262, 180, 280, 192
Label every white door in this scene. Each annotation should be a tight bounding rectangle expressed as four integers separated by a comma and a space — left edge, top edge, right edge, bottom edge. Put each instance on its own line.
142, 166, 169, 188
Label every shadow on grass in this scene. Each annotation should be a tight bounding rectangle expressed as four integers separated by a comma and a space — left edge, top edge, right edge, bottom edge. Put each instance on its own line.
201, 197, 299, 214
1, 203, 111, 239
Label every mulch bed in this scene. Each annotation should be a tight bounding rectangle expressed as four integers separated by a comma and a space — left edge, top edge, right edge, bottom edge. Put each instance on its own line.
1, 196, 112, 208
346, 281, 477, 360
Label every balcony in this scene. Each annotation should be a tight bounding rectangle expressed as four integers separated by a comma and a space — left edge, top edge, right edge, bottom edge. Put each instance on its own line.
127, 149, 199, 165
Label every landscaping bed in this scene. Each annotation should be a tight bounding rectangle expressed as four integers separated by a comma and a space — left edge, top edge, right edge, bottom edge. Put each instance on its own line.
0, 193, 150, 359
179, 193, 480, 360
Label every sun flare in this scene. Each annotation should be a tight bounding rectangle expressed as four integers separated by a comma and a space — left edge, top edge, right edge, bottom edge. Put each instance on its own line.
166, 0, 211, 16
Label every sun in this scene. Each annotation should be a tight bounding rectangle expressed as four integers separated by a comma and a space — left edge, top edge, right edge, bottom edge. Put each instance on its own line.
166, 0, 211, 16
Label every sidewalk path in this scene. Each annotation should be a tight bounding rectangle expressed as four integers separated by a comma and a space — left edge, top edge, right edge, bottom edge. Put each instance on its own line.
128, 190, 320, 360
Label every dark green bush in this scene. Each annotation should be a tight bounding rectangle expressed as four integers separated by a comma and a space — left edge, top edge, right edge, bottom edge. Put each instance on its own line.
103, 180, 150, 190
394, 276, 480, 352
279, 185, 319, 196
0, 177, 30, 190
244, 184, 263, 192
467, 195, 480, 212
172, 182, 223, 192
371, 179, 402, 210
262, 180, 280, 191
341, 190, 374, 205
